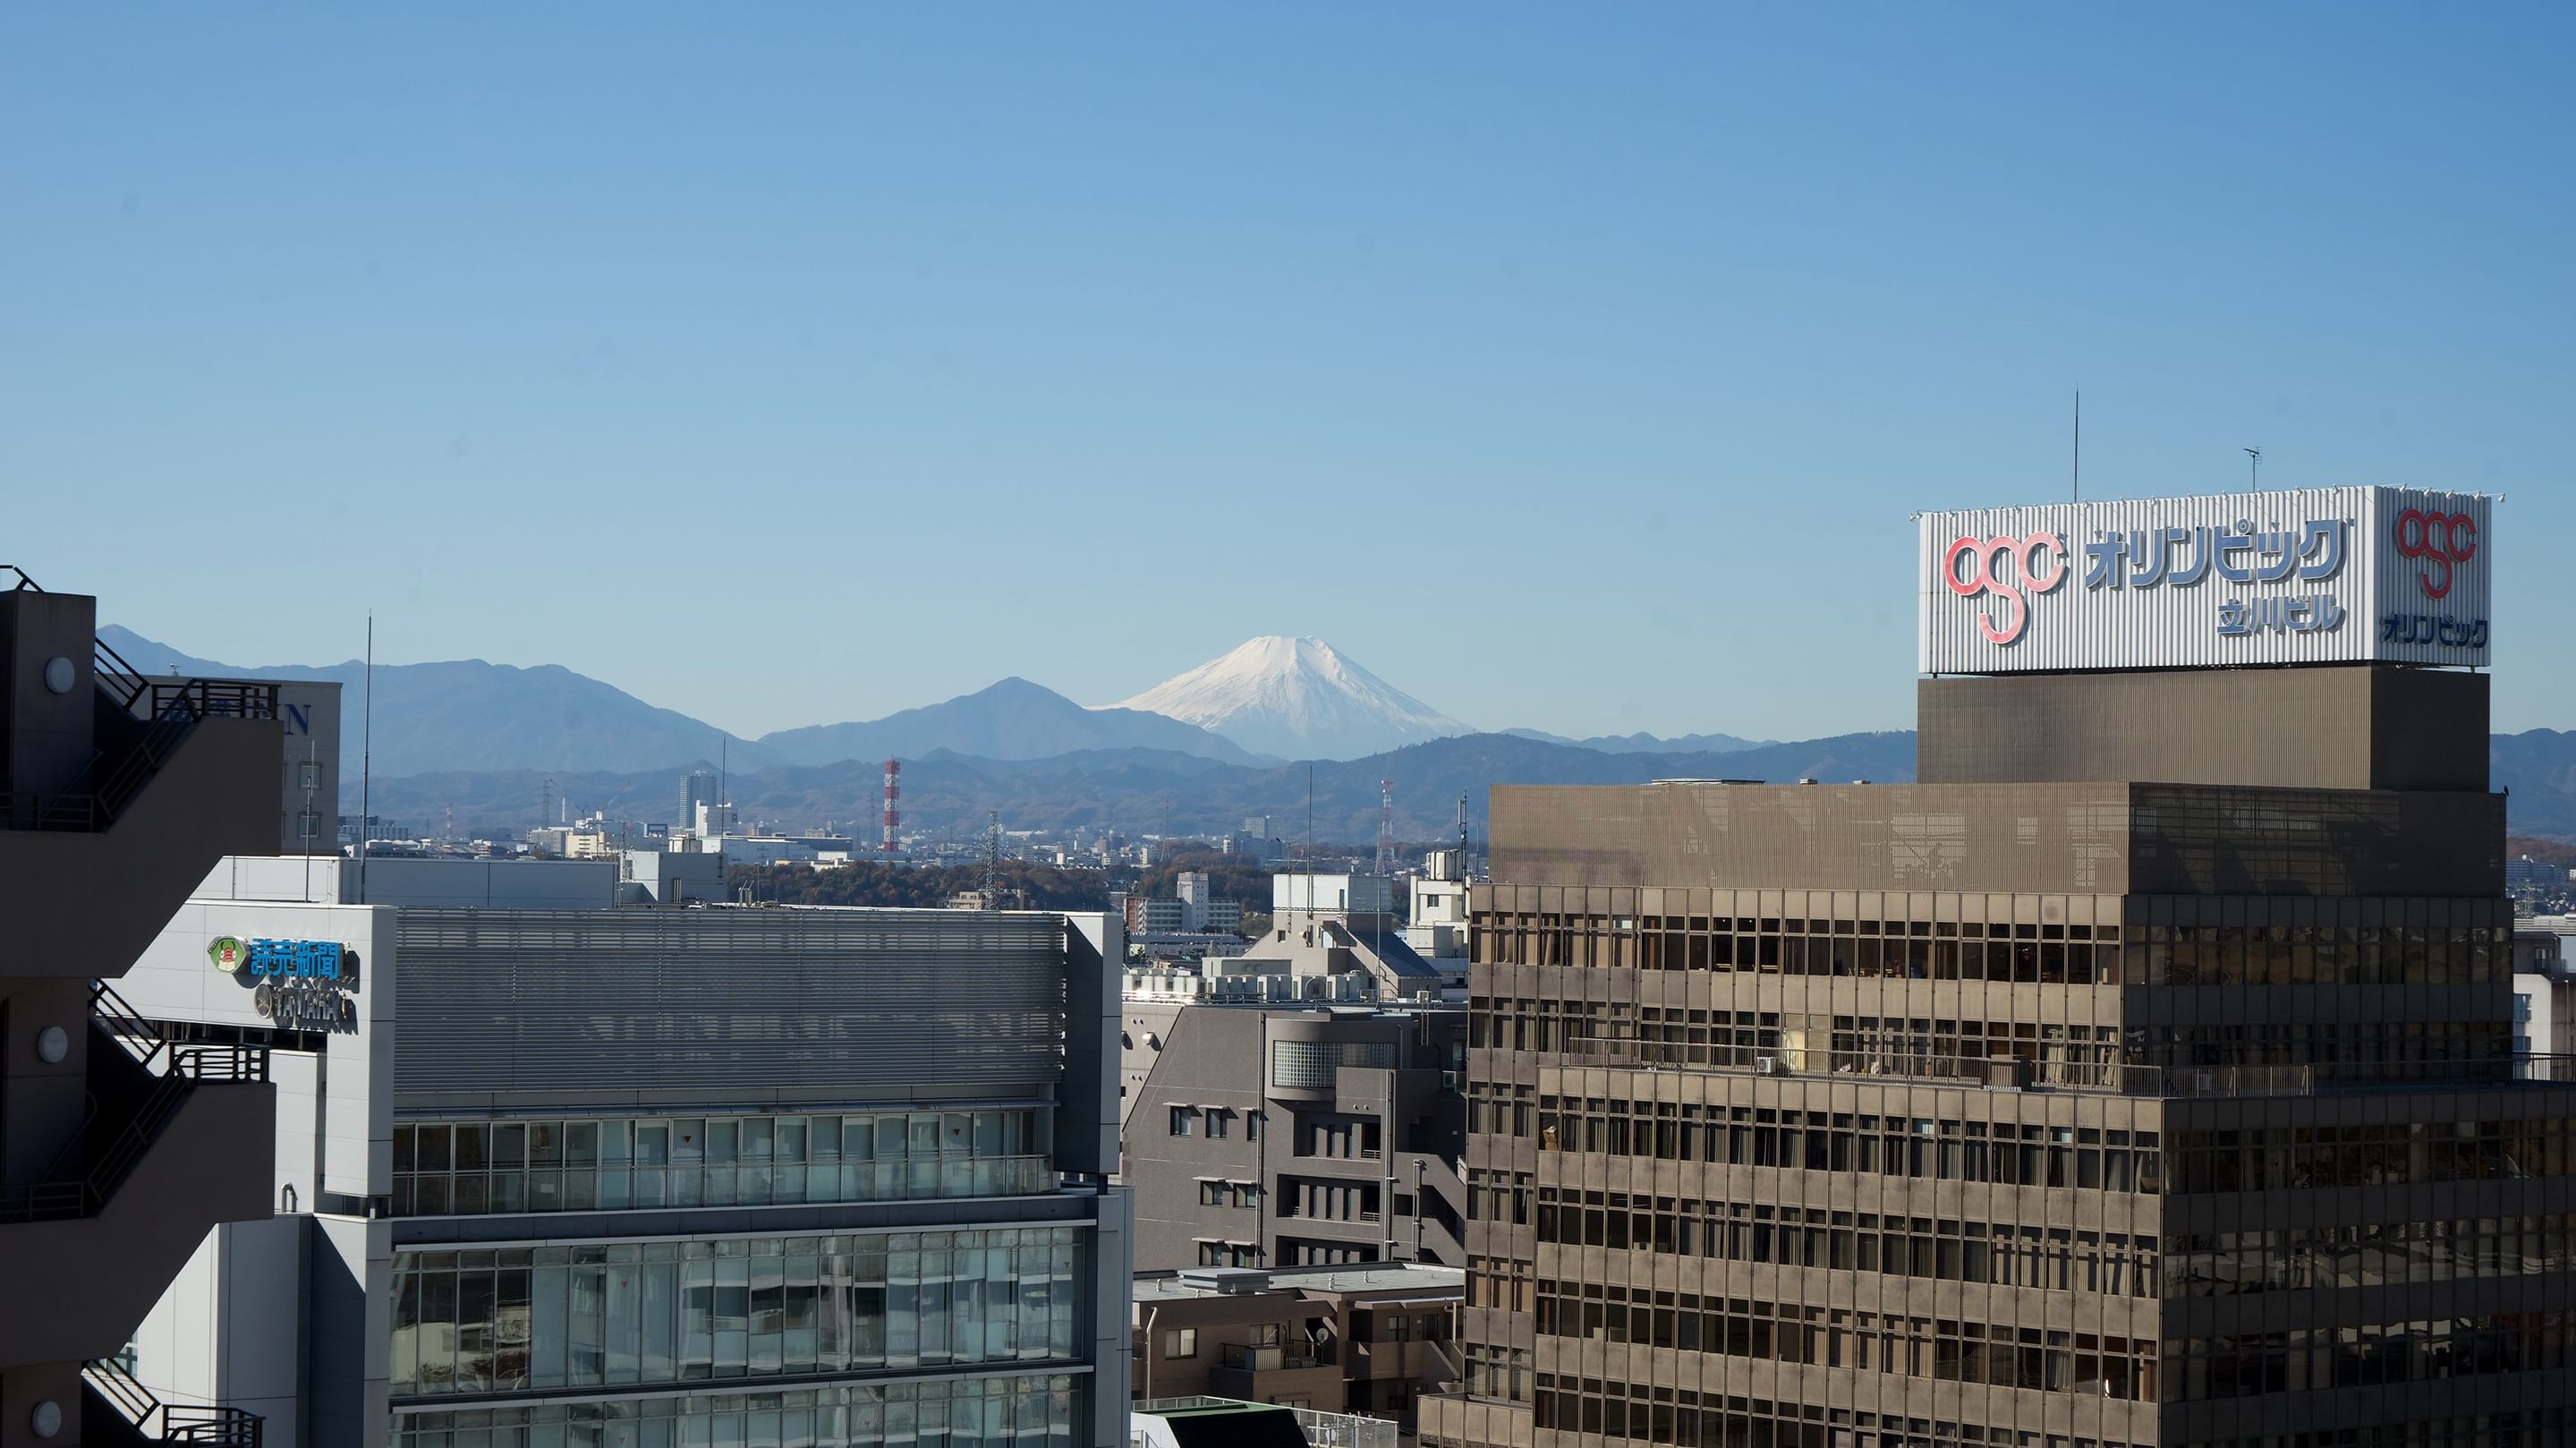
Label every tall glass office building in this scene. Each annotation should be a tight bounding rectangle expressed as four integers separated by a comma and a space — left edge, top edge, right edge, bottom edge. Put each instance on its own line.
121, 859, 1132, 1447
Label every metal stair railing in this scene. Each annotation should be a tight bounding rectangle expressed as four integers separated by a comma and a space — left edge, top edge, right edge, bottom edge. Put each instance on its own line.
0, 985, 269, 1222
82, 1359, 263, 1447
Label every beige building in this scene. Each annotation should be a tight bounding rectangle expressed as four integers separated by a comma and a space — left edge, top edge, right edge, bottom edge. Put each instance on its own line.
1135, 1262, 1464, 1440
1424, 661, 2570, 1448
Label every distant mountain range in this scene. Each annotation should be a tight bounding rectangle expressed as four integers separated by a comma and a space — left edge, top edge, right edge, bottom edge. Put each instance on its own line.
356, 730, 1927, 842
760, 677, 1267, 767
1501, 727, 1773, 754
101, 626, 2576, 840
1110, 635, 1472, 761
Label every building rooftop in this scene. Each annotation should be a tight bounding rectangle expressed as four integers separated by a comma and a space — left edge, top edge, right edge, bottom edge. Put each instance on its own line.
1133, 1261, 1465, 1304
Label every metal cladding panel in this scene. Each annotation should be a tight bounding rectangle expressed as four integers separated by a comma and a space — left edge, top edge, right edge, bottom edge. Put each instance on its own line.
1917, 485, 2492, 674
391, 909, 1067, 1107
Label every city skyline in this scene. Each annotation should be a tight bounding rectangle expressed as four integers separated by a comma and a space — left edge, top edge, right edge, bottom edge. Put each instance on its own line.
7, 5, 2572, 741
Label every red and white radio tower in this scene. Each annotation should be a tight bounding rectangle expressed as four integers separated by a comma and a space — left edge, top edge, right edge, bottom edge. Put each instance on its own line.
880, 759, 902, 854
1377, 778, 1397, 876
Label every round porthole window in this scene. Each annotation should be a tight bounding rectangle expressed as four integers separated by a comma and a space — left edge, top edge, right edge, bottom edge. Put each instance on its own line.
30, 1400, 62, 1438
42, 657, 75, 694
35, 1026, 68, 1065
1120, 1032, 1135, 1050
1143, 1032, 1162, 1051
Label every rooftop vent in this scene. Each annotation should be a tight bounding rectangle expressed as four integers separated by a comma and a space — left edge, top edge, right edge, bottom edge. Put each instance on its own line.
1176, 1266, 1273, 1294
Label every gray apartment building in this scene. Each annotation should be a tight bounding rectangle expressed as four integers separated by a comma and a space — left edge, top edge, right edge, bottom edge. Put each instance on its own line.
1424, 488, 2572, 1448
0, 576, 286, 1444
118, 856, 1135, 1447
1133, 1262, 1466, 1436
1120, 998, 1468, 1275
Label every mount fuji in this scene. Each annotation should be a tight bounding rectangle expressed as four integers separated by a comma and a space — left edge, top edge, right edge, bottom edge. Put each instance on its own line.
1109, 636, 1474, 761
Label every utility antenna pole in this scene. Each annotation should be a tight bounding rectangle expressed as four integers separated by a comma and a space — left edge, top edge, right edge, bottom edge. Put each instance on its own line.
1377, 779, 1397, 876
357, 614, 373, 904
983, 810, 1002, 911
2071, 389, 2081, 502
2244, 447, 2262, 491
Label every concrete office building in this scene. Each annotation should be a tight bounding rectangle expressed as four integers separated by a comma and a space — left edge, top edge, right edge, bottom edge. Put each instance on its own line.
1425, 488, 2576, 1448
0, 577, 285, 1444
1132, 1263, 1464, 1435
1120, 997, 1467, 1274
119, 856, 1134, 1447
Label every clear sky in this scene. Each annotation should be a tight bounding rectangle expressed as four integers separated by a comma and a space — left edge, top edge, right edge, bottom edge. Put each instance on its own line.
6, 4, 2569, 741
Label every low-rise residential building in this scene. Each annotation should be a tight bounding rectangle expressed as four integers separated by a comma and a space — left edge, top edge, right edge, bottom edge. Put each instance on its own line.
1133, 1264, 1463, 1442
1119, 997, 1467, 1274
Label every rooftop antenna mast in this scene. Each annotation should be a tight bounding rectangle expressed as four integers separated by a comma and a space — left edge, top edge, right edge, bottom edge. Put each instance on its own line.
357, 615, 373, 904
2244, 447, 2262, 491
1377, 779, 1397, 876
983, 810, 1002, 911
2071, 389, 2081, 502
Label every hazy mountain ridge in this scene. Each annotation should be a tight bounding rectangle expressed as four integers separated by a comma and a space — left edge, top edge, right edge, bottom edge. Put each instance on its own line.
356, 730, 1926, 842
759, 677, 1266, 766
100, 626, 784, 778
1501, 727, 1775, 754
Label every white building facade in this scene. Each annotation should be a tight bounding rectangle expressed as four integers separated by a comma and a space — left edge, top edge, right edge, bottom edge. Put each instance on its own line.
122, 857, 1134, 1447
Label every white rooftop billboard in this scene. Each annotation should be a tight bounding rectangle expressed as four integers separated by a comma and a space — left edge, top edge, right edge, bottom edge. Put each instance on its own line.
1917, 486, 2491, 675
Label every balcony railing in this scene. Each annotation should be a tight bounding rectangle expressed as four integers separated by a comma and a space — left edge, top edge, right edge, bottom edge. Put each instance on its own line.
84, 1357, 263, 1446
1569, 1037, 2576, 1098
1220, 1343, 1325, 1371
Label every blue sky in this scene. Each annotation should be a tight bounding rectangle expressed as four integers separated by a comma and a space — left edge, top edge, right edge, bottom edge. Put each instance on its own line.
5, 4, 2569, 739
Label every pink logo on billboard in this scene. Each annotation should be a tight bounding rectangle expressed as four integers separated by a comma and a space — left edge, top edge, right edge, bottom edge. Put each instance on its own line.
1943, 532, 2068, 645
2393, 509, 2477, 600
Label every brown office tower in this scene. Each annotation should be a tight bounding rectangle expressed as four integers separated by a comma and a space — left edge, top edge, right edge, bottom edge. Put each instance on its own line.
1422, 489, 2573, 1448
0, 576, 284, 1442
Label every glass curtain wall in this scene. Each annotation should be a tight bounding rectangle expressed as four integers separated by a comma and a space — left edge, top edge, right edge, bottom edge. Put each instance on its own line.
393, 1111, 1051, 1218
391, 1230, 1086, 1397
389, 1372, 1082, 1448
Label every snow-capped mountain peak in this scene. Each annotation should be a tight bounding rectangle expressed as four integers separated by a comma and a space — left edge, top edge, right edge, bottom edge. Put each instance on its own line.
1109, 635, 1474, 762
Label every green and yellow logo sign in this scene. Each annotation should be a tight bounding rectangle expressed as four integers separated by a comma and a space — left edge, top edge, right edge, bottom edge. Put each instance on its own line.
208, 936, 248, 974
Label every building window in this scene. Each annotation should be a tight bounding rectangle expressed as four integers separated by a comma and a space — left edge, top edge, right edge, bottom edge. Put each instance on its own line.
1201, 1181, 1228, 1205
388, 1108, 1050, 1219
1169, 1107, 1195, 1137
1234, 1182, 1262, 1209
1198, 1242, 1224, 1266
1164, 1328, 1198, 1359
297, 809, 321, 841
1245, 1111, 1264, 1142
389, 1225, 1089, 1396
1206, 1110, 1230, 1140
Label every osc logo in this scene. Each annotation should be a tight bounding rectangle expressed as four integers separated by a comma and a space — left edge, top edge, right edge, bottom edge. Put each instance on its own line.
1943, 532, 2068, 645
2393, 508, 2477, 600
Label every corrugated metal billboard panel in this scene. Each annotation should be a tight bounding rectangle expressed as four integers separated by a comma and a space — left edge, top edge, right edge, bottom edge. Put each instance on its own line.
1917, 486, 2491, 674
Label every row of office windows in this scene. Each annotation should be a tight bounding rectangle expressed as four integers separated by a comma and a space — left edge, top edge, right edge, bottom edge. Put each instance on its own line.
1484, 1381, 2576, 1448
1485, 1001, 2516, 1081
2166, 1309, 2576, 1398
1529, 1190, 2159, 1297
1475, 915, 2513, 986
2168, 1214, 2576, 1294
391, 1112, 1050, 1218
388, 1373, 1084, 1448
1526, 1096, 2165, 1193
1532, 1285, 2157, 1401
390, 1230, 1087, 1397
1470, 1207, 2572, 1307
2164, 1118, 2576, 1191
